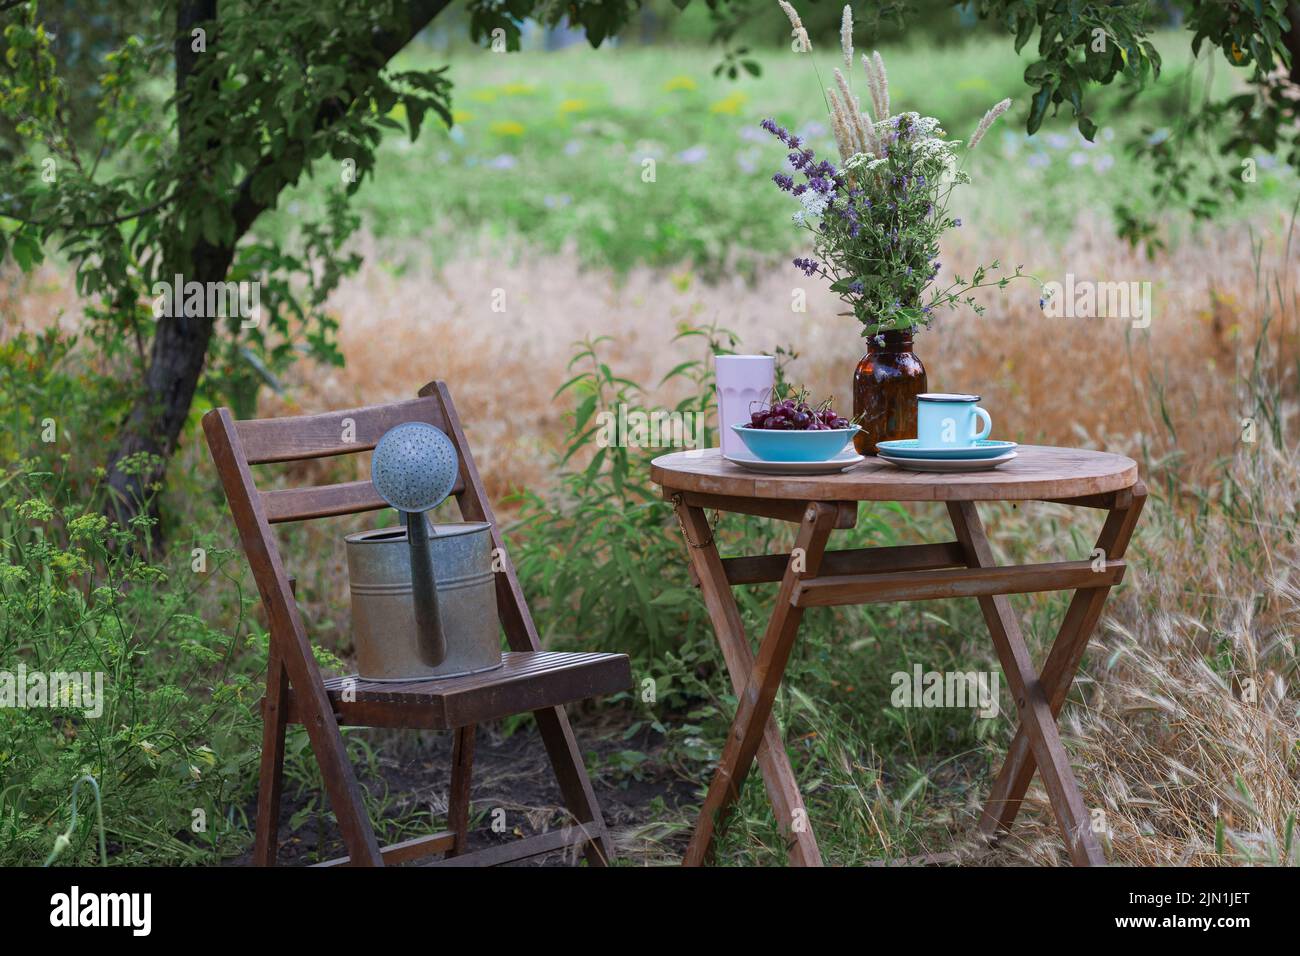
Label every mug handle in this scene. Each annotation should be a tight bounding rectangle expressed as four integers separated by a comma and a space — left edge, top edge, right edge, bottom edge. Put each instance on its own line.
971, 406, 992, 441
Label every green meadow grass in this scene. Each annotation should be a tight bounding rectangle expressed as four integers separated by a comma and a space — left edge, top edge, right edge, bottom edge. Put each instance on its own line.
263, 31, 1297, 276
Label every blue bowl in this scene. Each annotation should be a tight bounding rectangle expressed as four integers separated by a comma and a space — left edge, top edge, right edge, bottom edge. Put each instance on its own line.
732, 424, 860, 462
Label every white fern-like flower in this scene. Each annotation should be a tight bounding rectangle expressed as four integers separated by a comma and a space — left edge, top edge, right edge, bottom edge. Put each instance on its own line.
834, 69, 871, 156
862, 54, 887, 125
969, 98, 1012, 150
872, 51, 890, 120
778, 1, 812, 53
840, 5, 853, 70
826, 86, 857, 162
859, 110, 880, 155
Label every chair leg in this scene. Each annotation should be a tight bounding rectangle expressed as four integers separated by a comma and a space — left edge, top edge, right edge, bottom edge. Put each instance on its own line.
253, 650, 289, 866
533, 706, 614, 866
447, 724, 476, 857
427, 381, 615, 866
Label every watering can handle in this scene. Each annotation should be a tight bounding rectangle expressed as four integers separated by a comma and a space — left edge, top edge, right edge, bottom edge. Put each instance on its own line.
405, 511, 448, 667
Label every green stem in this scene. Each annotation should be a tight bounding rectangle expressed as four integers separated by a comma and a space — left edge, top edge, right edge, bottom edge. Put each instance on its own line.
43, 774, 107, 867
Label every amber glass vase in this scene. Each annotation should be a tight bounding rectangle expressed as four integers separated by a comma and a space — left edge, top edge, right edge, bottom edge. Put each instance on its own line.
852, 330, 927, 455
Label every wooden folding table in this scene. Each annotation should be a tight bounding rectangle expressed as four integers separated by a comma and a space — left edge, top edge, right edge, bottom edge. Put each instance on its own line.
650, 445, 1145, 866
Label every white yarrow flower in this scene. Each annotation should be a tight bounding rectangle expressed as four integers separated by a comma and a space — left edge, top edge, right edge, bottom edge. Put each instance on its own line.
799, 189, 830, 218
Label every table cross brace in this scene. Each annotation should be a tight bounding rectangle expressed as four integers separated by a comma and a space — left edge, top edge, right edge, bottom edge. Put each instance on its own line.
675, 484, 1146, 866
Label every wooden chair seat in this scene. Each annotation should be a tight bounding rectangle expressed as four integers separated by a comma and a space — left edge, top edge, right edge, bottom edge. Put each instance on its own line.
282, 651, 632, 730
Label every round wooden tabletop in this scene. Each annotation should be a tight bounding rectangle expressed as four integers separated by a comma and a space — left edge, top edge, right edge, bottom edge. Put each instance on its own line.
650, 445, 1139, 503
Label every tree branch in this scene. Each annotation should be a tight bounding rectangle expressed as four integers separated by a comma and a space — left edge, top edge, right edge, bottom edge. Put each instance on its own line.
228, 0, 452, 237
1, 193, 176, 229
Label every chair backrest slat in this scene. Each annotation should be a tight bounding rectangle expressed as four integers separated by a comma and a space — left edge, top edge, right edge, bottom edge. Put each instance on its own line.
262, 475, 467, 524
235, 396, 449, 465
204, 382, 544, 658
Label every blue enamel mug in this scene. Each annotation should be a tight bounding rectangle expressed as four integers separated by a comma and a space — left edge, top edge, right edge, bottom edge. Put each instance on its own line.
916, 393, 992, 448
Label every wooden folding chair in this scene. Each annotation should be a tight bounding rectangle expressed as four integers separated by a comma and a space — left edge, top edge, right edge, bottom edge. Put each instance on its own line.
202, 380, 631, 867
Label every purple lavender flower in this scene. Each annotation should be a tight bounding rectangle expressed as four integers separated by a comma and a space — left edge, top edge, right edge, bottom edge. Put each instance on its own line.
792, 257, 821, 277
773, 173, 795, 191
787, 148, 816, 173
761, 118, 790, 144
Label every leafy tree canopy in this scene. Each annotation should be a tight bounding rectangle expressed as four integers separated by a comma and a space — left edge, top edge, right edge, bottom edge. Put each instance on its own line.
0, 0, 1295, 531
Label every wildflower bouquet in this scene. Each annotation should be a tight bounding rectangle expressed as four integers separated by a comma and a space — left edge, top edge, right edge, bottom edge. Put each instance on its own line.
765, 2, 1030, 341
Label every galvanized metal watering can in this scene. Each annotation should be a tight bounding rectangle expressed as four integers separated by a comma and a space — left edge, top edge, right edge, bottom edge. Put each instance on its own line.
348, 423, 501, 682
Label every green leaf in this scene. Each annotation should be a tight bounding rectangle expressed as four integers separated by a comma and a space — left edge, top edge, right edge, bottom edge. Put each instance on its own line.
1027, 84, 1053, 135
573, 394, 598, 433
10, 232, 43, 272
648, 588, 693, 606
404, 97, 426, 141
1014, 15, 1036, 53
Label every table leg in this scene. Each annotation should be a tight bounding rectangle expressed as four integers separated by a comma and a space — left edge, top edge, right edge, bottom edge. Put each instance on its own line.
674, 501, 823, 867
947, 501, 1105, 866
977, 484, 1147, 842
683, 502, 837, 867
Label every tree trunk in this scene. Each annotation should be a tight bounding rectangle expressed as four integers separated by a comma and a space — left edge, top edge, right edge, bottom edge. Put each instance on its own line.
104, 251, 231, 530
104, 0, 222, 534
105, 314, 215, 527
103, 0, 451, 536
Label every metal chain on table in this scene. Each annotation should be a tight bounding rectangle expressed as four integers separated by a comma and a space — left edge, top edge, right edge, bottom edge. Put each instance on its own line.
670, 493, 717, 550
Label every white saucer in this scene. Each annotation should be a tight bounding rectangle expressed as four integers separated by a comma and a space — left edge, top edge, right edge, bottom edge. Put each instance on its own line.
877, 450, 1017, 472
725, 449, 865, 475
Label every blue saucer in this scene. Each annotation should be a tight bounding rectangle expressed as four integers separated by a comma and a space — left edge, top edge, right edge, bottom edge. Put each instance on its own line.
875, 439, 1018, 460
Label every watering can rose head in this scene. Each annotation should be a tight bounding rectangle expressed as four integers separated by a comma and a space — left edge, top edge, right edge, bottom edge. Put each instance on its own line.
762, 3, 1035, 343
370, 421, 461, 669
